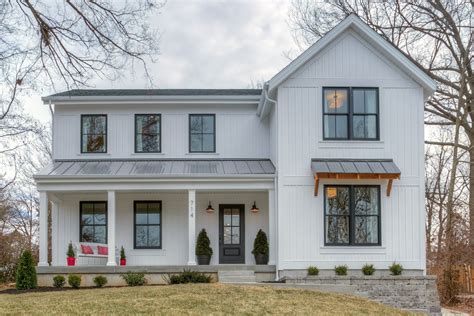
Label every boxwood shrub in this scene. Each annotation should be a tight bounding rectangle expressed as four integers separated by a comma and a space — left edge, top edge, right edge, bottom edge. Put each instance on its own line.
93, 275, 108, 288
165, 269, 211, 284
334, 265, 348, 276
53, 275, 66, 288
307, 266, 319, 276
121, 272, 146, 286
68, 274, 81, 289
389, 262, 403, 276
361, 264, 376, 276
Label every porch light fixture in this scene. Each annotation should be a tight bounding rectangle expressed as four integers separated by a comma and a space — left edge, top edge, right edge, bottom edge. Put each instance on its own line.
250, 201, 259, 213
205, 201, 215, 214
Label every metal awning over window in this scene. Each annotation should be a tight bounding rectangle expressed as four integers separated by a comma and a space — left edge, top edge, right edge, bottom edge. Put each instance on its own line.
311, 159, 401, 197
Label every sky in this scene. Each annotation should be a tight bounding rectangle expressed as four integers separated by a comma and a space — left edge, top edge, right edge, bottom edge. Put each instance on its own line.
26, 0, 299, 124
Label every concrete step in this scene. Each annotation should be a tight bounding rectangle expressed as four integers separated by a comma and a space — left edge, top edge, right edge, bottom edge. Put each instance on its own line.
218, 270, 256, 283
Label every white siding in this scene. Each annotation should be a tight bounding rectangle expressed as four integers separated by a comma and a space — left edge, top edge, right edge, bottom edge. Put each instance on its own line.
52, 191, 268, 266
276, 30, 425, 271
53, 104, 269, 160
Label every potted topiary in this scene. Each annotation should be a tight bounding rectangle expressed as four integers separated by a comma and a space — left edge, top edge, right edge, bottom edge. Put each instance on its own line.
66, 242, 76, 266
196, 229, 213, 265
252, 229, 269, 265
120, 246, 126, 266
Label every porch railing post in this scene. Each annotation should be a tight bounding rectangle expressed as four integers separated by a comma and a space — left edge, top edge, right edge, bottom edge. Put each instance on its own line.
187, 190, 197, 265
38, 191, 49, 267
107, 190, 117, 266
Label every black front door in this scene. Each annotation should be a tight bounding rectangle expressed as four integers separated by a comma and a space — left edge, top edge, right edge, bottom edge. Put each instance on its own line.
219, 204, 245, 264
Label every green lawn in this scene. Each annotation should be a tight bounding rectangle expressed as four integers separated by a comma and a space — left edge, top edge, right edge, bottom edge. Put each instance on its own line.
0, 284, 415, 315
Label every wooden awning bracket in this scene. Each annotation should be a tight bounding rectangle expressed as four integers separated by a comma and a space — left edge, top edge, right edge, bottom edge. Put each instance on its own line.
313, 173, 400, 197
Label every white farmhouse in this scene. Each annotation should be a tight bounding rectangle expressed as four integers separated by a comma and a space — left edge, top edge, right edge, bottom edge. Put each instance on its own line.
35, 14, 437, 296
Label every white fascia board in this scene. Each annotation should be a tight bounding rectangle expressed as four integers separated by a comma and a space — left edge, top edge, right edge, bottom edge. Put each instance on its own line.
42, 95, 261, 105
267, 14, 436, 97
34, 174, 275, 181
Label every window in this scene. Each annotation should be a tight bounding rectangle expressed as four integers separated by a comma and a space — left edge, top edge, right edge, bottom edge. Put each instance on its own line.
135, 114, 161, 153
134, 201, 162, 249
80, 202, 107, 244
189, 114, 215, 153
81, 115, 107, 153
324, 186, 380, 246
323, 88, 378, 140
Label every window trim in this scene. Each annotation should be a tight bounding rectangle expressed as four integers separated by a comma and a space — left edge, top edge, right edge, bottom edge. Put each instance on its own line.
323, 185, 381, 246
80, 114, 108, 153
188, 114, 216, 153
79, 201, 108, 244
322, 87, 379, 141
133, 200, 162, 250
134, 114, 162, 153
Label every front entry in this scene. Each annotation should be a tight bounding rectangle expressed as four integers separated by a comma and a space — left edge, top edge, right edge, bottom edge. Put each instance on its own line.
219, 204, 245, 264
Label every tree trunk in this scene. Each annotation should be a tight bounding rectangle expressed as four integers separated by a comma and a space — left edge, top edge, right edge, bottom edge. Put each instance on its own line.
469, 139, 474, 265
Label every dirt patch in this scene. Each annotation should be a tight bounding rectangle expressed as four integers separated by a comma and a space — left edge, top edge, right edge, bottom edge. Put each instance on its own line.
443, 295, 474, 315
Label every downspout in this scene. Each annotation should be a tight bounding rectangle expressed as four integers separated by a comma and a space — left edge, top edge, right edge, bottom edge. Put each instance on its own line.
262, 84, 280, 281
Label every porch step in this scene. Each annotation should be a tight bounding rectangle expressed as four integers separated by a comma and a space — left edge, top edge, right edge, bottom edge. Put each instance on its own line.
218, 270, 256, 283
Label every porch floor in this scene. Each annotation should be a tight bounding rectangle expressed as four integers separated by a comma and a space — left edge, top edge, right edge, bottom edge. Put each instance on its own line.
37, 264, 276, 274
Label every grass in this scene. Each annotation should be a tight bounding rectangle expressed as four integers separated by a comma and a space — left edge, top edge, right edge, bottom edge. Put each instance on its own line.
0, 284, 416, 315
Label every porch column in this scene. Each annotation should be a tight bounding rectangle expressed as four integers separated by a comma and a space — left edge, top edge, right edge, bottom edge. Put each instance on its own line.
107, 190, 117, 266
38, 191, 49, 266
51, 201, 60, 266
268, 188, 277, 265
187, 190, 197, 265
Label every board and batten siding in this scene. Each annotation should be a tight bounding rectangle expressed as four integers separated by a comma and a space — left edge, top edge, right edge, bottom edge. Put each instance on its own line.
52, 104, 269, 160
275, 30, 425, 271
51, 192, 269, 266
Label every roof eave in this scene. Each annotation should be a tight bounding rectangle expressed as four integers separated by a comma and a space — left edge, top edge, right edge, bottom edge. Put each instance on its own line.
41, 94, 261, 105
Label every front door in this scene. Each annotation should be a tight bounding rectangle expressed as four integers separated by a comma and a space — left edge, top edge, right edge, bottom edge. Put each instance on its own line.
219, 204, 245, 264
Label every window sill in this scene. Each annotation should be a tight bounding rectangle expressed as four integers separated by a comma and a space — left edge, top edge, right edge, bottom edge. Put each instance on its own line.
320, 246, 386, 254
131, 152, 166, 155
318, 140, 384, 149
77, 153, 111, 156
185, 152, 220, 156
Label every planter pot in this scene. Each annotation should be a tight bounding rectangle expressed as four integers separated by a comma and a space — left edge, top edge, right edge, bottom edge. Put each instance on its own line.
120, 258, 126, 266
67, 257, 76, 266
254, 253, 268, 265
196, 255, 211, 265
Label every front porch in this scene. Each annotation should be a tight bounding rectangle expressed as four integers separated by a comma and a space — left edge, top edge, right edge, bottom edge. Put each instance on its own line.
37, 184, 276, 268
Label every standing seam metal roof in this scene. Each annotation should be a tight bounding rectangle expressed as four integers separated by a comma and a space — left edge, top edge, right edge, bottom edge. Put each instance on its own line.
35, 159, 276, 178
311, 159, 401, 175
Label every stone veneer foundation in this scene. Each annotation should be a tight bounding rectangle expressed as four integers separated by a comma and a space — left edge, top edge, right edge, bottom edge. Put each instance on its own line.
283, 275, 441, 314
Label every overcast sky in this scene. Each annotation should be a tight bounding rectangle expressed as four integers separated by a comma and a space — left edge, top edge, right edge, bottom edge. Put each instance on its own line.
27, 0, 299, 123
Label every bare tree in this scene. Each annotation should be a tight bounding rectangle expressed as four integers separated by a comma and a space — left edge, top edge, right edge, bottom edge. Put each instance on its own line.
0, 0, 163, 161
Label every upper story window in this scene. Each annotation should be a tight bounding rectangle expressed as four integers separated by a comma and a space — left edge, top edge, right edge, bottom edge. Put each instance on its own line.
324, 185, 381, 246
189, 114, 215, 153
323, 87, 379, 140
135, 114, 161, 153
81, 115, 107, 153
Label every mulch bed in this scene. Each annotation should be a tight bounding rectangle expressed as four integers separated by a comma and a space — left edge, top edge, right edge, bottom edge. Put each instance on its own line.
0, 287, 99, 295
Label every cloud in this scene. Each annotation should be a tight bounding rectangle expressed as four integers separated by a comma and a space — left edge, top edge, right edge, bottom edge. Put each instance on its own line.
26, 0, 297, 122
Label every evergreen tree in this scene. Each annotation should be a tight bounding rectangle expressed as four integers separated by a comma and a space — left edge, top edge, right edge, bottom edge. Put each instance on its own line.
15, 250, 38, 290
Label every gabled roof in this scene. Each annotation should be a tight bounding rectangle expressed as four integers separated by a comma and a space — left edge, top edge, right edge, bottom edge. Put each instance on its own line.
42, 89, 262, 104
258, 14, 436, 117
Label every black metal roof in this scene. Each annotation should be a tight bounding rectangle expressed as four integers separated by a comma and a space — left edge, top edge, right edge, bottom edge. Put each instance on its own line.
46, 89, 263, 98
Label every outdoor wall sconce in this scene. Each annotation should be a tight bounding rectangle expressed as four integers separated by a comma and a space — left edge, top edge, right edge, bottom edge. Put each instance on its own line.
205, 201, 215, 214
250, 201, 259, 213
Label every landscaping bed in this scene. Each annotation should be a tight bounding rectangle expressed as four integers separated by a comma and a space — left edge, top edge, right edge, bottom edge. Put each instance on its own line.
0, 283, 414, 315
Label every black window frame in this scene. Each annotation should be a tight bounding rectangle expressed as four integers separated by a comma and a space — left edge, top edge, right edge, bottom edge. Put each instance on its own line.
324, 185, 381, 246
79, 201, 108, 244
81, 114, 108, 153
134, 200, 162, 249
322, 87, 379, 141
134, 114, 162, 153
188, 114, 216, 153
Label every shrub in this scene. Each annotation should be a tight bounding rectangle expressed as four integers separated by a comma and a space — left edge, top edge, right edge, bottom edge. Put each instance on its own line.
67, 242, 75, 258
251, 229, 269, 256
93, 275, 108, 288
53, 275, 66, 288
15, 250, 37, 290
362, 264, 376, 276
307, 266, 319, 276
195, 229, 213, 256
121, 272, 146, 286
68, 274, 81, 289
164, 269, 211, 284
335, 265, 348, 276
120, 246, 126, 260
389, 262, 403, 276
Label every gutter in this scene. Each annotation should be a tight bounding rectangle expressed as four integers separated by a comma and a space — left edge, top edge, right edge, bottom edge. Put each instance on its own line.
256, 82, 277, 119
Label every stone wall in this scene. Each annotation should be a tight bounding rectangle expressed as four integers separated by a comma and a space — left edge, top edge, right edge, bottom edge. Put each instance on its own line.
283, 275, 441, 314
